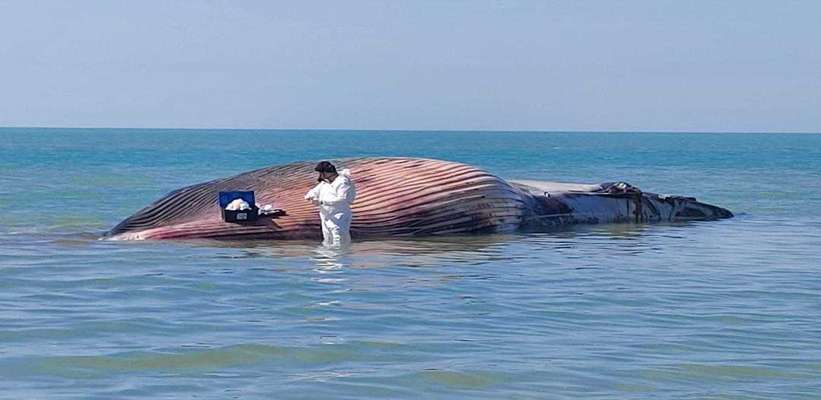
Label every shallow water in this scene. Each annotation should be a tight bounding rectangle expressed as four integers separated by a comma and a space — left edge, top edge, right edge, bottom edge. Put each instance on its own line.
2, 128, 821, 398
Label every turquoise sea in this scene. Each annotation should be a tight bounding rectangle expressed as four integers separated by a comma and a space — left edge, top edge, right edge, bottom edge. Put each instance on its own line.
1, 128, 821, 399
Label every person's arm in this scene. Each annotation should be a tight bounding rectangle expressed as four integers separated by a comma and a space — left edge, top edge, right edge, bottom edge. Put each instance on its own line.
320, 179, 355, 206
304, 183, 322, 201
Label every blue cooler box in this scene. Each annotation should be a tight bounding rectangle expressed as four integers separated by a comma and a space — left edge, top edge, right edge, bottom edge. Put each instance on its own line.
219, 191, 258, 223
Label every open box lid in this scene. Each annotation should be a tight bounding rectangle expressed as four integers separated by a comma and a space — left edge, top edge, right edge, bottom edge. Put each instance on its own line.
218, 191, 256, 208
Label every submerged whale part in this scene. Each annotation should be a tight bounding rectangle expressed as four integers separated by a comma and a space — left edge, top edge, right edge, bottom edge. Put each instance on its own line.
106, 157, 732, 240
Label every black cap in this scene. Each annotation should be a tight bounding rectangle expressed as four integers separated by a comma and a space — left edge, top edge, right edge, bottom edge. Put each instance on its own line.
314, 161, 337, 173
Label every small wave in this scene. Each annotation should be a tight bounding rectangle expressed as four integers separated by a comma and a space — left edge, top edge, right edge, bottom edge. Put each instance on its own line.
1, 341, 413, 378
413, 369, 509, 388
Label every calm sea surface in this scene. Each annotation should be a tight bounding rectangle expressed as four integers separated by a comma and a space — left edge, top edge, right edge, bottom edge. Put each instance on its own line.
1, 128, 821, 399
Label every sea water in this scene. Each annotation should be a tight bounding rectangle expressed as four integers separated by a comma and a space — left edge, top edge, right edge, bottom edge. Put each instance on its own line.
1, 128, 820, 399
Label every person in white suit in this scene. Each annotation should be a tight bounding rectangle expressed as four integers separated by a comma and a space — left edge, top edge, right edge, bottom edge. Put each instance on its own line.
304, 161, 356, 246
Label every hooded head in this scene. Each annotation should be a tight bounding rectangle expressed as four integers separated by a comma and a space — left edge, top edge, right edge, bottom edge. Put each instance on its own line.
314, 161, 338, 183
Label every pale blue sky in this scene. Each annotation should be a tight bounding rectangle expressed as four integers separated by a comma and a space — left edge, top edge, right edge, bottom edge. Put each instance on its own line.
1, 1, 819, 132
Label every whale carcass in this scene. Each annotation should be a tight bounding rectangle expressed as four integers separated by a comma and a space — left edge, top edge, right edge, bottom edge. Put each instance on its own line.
106, 157, 732, 240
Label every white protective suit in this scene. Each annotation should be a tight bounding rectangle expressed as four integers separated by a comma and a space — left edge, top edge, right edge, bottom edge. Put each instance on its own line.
304, 169, 356, 246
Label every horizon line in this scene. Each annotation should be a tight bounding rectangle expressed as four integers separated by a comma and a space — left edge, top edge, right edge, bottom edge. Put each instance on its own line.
1, 125, 819, 135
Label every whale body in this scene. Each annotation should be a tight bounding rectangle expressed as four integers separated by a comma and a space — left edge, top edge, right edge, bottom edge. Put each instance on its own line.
106, 157, 732, 240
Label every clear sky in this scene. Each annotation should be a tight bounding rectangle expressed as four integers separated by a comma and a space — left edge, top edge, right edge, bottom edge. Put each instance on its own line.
1, 1, 819, 132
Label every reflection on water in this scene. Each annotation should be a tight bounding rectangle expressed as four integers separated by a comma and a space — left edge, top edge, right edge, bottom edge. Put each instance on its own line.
184, 223, 669, 263
311, 245, 350, 272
